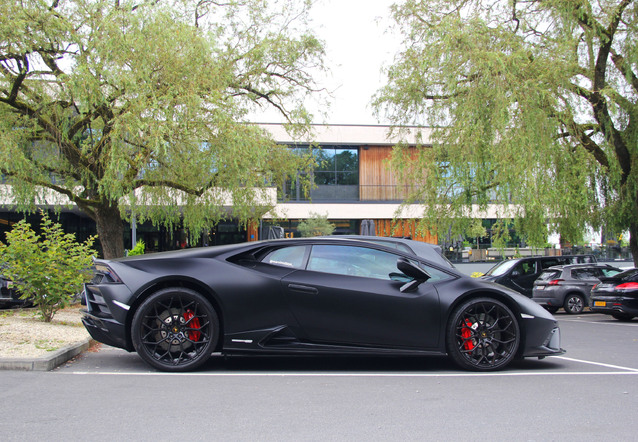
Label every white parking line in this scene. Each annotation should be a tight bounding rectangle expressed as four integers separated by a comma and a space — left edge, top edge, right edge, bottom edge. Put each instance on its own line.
63, 369, 638, 378
558, 318, 638, 326
554, 356, 638, 372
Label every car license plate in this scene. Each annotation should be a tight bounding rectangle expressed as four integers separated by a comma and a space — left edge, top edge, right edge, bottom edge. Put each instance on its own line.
536, 286, 544, 290
594, 301, 606, 307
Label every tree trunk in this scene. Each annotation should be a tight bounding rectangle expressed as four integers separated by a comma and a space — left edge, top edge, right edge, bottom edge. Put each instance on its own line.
629, 221, 638, 268
95, 204, 125, 259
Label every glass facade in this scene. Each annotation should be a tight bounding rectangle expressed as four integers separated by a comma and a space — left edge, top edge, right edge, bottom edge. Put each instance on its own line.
282, 145, 359, 201
261, 219, 359, 238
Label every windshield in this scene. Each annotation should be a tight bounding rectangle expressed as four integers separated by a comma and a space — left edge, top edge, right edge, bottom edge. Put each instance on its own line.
485, 260, 519, 277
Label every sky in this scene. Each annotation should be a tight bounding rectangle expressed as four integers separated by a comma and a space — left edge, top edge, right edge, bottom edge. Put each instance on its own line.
255, 0, 401, 125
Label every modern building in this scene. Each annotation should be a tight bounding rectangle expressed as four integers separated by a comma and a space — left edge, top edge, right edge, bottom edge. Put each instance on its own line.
258, 123, 436, 243
1, 123, 509, 254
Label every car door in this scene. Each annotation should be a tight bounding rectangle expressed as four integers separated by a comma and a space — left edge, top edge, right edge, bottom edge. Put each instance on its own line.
281, 244, 443, 349
507, 259, 539, 297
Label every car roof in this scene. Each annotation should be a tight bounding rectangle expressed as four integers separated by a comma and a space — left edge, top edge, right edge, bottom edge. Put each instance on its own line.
543, 263, 619, 271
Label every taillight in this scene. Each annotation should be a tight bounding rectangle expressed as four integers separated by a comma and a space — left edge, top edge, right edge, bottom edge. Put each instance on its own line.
95, 264, 123, 283
548, 279, 564, 286
616, 282, 638, 291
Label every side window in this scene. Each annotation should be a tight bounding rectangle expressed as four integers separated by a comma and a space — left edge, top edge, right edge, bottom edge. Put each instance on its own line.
541, 258, 561, 269
261, 246, 307, 269
572, 269, 597, 280
307, 245, 400, 280
514, 261, 536, 276
416, 261, 453, 283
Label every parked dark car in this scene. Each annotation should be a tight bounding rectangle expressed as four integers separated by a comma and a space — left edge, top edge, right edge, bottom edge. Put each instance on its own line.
590, 269, 638, 321
0, 275, 20, 308
480, 255, 597, 298
532, 264, 622, 314
81, 238, 564, 372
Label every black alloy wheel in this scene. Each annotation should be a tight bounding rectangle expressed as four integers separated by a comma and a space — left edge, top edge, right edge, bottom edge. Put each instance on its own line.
132, 288, 219, 372
447, 297, 520, 371
563, 294, 585, 315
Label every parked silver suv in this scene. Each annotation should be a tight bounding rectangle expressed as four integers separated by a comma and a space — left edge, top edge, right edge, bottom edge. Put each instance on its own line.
532, 264, 622, 314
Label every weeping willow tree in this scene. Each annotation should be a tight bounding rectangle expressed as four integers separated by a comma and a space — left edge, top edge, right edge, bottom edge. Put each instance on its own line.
374, 0, 638, 265
0, 0, 325, 258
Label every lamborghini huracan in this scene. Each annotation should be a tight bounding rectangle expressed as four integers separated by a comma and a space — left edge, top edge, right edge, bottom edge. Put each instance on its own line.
81, 237, 564, 371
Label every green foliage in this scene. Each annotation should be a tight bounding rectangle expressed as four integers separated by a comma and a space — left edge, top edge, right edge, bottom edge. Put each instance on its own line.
0, 212, 97, 322
0, 0, 326, 258
375, 0, 638, 265
490, 220, 511, 251
466, 219, 487, 243
297, 212, 335, 237
127, 240, 145, 256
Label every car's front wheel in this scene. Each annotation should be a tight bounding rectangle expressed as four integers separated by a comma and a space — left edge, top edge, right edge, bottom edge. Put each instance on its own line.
132, 288, 219, 372
447, 297, 520, 371
563, 294, 585, 314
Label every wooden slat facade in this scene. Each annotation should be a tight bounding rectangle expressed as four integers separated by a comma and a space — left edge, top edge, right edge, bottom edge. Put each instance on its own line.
373, 219, 437, 244
359, 145, 418, 201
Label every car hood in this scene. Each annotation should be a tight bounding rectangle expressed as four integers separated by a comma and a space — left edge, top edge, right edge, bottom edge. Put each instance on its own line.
479, 275, 500, 282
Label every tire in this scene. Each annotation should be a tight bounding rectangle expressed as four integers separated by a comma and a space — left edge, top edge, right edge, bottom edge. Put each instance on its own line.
545, 306, 559, 314
611, 313, 635, 322
446, 297, 520, 371
563, 294, 585, 315
132, 287, 219, 372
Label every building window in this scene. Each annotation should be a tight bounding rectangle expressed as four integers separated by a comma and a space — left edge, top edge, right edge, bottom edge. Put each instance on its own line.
282, 145, 359, 201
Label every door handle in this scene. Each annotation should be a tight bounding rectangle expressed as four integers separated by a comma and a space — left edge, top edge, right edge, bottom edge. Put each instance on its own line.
288, 284, 319, 295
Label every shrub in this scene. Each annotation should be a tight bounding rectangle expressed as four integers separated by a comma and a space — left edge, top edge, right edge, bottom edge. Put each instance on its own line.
297, 212, 335, 237
0, 211, 97, 322
127, 240, 146, 256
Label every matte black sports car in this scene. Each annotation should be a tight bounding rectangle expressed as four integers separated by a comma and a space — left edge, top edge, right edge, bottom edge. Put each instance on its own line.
81, 237, 564, 371
590, 268, 638, 321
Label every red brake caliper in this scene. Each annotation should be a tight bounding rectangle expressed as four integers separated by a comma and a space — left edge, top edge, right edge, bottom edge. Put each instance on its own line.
183, 310, 201, 341
461, 319, 476, 350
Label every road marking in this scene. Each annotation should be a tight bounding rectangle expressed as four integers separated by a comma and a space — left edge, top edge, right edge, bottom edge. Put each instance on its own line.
62, 370, 638, 378
558, 318, 638, 326
554, 356, 638, 372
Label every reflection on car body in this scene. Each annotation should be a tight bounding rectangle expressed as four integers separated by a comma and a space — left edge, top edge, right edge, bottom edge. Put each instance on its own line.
81, 237, 564, 372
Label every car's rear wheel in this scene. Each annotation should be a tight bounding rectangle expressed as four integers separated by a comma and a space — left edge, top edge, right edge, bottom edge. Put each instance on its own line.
611, 313, 635, 322
132, 288, 219, 372
563, 294, 585, 314
545, 306, 559, 314
446, 297, 520, 371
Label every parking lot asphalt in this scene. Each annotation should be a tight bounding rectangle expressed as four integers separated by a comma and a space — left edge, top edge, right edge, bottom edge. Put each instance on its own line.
1, 311, 636, 441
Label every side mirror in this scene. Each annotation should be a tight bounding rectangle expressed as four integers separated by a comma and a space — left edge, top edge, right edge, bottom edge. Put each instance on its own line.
396, 257, 430, 292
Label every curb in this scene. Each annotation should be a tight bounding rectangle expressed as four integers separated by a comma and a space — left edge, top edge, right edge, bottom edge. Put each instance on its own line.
0, 338, 93, 371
